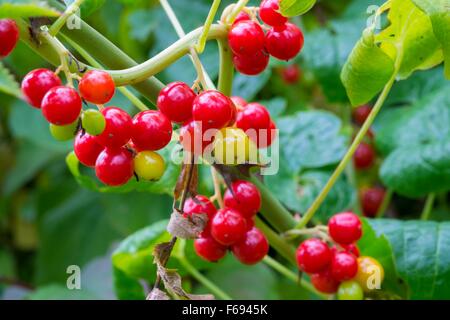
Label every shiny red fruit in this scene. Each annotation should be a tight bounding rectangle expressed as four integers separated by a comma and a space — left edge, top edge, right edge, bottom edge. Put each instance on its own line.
95, 107, 132, 148
211, 208, 247, 246
311, 269, 340, 294
342, 243, 360, 257
228, 20, 265, 56
194, 237, 227, 262
236, 102, 271, 133
41, 86, 82, 125
353, 142, 375, 170
179, 120, 214, 155
223, 180, 261, 218
230, 96, 247, 111
353, 105, 372, 126
328, 212, 362, 245
0, 19, 19, 58
157, 81, 196, 123
231, 227, 269, 265
234, 11, 250, 24
21, 69, 62, 108
331, 251, 358, 281
74, 132, 104, 167
281, 64, 300, 84
256, 120, 277, 149
184, 195, 217, 236
95, 147, 134, 186
361, 187, 385, 218
259, 0, 287, 27
233, 50, 269, 75
131, 110, 172, 151
296, 239, 332, 274
265, 23, 304, 60
192, 90, 234, 130
79, 70, 115, 104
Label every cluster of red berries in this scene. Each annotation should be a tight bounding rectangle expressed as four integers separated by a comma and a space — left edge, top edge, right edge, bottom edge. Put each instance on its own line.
228, 0, 304, 76
185, 180, 269, 265
21, 68, 171, 186
296, 212, 384, 299
0, 19, 19, 58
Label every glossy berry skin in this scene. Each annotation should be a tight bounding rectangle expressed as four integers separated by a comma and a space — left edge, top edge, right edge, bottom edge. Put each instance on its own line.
259, 120, 277, 148
194, 237, 227, 262
231, 227, 269, 265
157, 82, 196, 123
211, 208, 247, 246
74, 132, 104, 167
353, 105, 372, 126
259, 0, 287, 27
353, 142, 375, 170
234, 11, 250, 24
265, 23, 304, 61
179, 120, 213, 155
95, 107, 132, 148
192, 90, 234, 130
49, 121, 78, 141
82, 109, 106, 136
281, 64, 300, 84
331, 251, 358, 281
328, 212, 362, 245
21, 69, 62, 108
361, 187, 385, 218
79, 70, 115, 104
133, 151, 165, 181
223, 180, 261, 218
337, 281, 364, 300
131, 110, 172, 151
236, 102, 271, 133
230, 96, 247, 111
233, 50, 269, 76
228, 20, 265, 56
355, 256, 385, 292
296, 239, 332, 274
95, 147, 134, 186
213, 127, 257, 165
342, 243, 360, 257
184, 195, 216, 236
41, 86, 82, 125
310, 269, 340, 294
0, 19, 19, 58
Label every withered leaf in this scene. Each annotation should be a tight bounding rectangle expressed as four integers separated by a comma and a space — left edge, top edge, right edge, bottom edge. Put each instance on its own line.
153, 241, 175, 267
146, 288, 170, 300
166, 211, 208, 239
174, 162, 198, 201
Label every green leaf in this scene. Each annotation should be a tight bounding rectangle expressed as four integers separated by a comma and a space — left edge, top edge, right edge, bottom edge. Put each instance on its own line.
26, 284, 99, 300
369, 219, 450, 299
341, 29, 395, 106
113, 267, 145, 300
65, 0, 106, 17
0, 62, 21, 98
358, 218, 408, 298
0, 0, 59, 18
232, 69, 272, 100
277, 110, 348, 171
279, 0, 316, 17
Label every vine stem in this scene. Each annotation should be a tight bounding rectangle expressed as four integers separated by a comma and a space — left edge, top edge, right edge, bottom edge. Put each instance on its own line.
376, 188, 393, 218
49, 0, 85, 36
226, 0, 250, 23
262, 256, 328, 299
196, 0, 222, 53
210, 167, 224, 208
420, 193, 435, 221
217, 38, 234, 96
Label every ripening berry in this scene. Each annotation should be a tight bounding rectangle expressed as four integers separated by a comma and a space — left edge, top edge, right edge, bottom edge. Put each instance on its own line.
131, 110, 173, 151
355, 256, 385, 292
95, 147, 134, 186
259, 0, 287, 27
0, 19, 19, 58
21, 69, 62, 108
74, 132, 104, 167
265, 23, 304, 60
337, 281, 364, 300
223, 180, 261, 218
82, 109, 106, 136
353, 142, 375, 170
228, 20, 265, 56
353, 105, 372, 126
194, 236, 227, 262
310, 269, 340, 294
330, 251, 358, 281
211, 208, 247, 246
360, 187, 386, 218
231, 227, 269, 265
233, 50, 270, 76
133, 151, 165, 181
328, 212, 362, 245
157, 81, 196, 123
41, 86, 82, 125
192, 90, 234, 130
49, 121, 78, 141
79, 70, 115, 104
296, 238, 332, 273
213, 127, 258, 165
95, 107, 132, 148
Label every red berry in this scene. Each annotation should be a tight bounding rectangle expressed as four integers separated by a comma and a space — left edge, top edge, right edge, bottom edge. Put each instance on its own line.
234, 11, 251, 24
230, 96, 247, 111
79, 70, 115, 105
342, 243, 360, 257
237, 102, 271, 131
265, 23, 304, 61
296, 239, 332, 273
95, 147, 134, 186
311, 269, 340, 294
192, 90, 234, 130
184, 195, 217, 235
231, 227, 269, 265
233, 50, 269, 75
179, 120, 213, 155
361, 187, 385, 218
353, 105, 372, 126
211, 208, 247, 246
228, 100, 238, 126
157, 82, 196, 123
74, 132, 104, 167
330, 251, 358, 281
131, 110, 172, 151
256, 120, 277, 149
41, 86, 82, 125
194, 236, 227, 262
259, 0, 287, 27
21, 69, 62, 108
353, 142, 375, 170
0, 19, 19, 58
281, 64, 301, 84
95, 107, 132, 148
328, 212, 362, 245
245, 217, 255, 230
228, 20, 265, 56
223, 180, 261, 218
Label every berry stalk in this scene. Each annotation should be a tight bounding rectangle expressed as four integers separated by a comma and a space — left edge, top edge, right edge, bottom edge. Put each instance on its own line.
49, 0, 85, 36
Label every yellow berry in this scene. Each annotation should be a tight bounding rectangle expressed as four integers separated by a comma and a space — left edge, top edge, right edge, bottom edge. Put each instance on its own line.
213, 127, 258, 165
355, 256, 385, 292
133, 151, 165, 181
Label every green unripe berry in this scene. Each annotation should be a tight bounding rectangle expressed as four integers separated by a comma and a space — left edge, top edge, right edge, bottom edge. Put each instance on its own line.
337, 280, 364, 300
49, 121, 78, 141
82, 109, 106, 136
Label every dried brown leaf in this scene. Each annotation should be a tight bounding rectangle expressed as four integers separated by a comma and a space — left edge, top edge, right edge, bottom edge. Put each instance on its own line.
146, 288, 170, 300
166, 211, 208, 239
